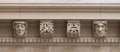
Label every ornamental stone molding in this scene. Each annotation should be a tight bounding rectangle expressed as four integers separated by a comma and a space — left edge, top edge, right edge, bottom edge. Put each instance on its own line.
13, 21, 27, 37
39, 20, 54, 37
0, 3, 120, 52
0, 37, 119, 43
3, 20, 119, 44
0, 3, 119, 46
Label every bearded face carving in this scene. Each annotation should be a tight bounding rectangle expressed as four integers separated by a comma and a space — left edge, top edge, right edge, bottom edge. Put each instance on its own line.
13, 21, 27, 37
39, 20, 54, 37
93, 21, 108, 37
67, 20, 80, 37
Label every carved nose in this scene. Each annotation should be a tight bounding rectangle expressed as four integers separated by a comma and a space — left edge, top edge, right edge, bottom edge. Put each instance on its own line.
98, 27, 102, 31
18, 26, 22, 29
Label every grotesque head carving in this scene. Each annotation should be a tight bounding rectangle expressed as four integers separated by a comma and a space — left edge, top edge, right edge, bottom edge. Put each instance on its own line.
13, 21, 27, 37
39, 20, 54, 37
67, 20, 80, 37
93, 21, 108, 37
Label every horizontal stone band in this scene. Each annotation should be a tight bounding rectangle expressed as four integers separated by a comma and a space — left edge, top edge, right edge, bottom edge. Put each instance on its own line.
0, 37, 119, 43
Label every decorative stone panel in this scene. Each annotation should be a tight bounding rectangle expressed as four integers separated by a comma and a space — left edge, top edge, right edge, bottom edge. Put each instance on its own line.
39, 20, 54, 37
67, 20, 81, 37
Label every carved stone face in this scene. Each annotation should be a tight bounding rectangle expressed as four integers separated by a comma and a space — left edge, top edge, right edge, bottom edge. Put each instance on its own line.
93, 21, 108, 37
67, 20, 80, 37
13, 21, 27, 37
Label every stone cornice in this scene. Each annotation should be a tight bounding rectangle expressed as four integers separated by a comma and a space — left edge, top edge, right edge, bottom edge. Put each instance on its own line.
0, 3, 120, 12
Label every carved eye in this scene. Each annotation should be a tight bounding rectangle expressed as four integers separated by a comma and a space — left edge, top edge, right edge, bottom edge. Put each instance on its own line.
95, 25, 100, 28
101, 25, 106, 28
15, 24, 19, 28
21, 24, 25, 28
